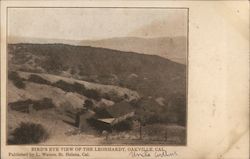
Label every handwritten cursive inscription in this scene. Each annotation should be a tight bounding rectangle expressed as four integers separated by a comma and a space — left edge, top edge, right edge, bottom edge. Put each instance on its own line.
155, 151, 178, 158
129, 151, 151, 158
129, 150, 178, 158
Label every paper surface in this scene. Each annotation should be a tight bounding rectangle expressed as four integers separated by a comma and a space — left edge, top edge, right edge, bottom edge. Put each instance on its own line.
1, 1, 249, 159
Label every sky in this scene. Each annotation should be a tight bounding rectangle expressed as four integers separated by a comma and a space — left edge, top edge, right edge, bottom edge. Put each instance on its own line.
8, 8, 187, 41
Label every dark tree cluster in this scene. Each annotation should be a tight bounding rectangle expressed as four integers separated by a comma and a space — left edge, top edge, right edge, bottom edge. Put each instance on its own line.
8, 122, 49, 144
133, 93, 186, 126
8, 71, 26, 89
28, 74, 51, 85
9, 98, 55, 112
112, 119, 133, 132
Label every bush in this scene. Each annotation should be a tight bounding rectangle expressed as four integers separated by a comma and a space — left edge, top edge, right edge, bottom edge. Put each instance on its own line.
73, 82, 87, 94
145, 113, 162, 124
28, 74, 51, 85
93, 107, 112, 118
84, 99, 94, 109
9, 122, 49, 144
52, 80, 102, 101
107, 90, 123, 102
8, 71, 25, 89
103, 93, 111, 100
41, 53, 63, 73
53, 80, 78, 92
9, 98, 55, 112
37, 98, 54, 110
167, 93, 186, 126
113, 119, 133, 131
84, 89, 101, 101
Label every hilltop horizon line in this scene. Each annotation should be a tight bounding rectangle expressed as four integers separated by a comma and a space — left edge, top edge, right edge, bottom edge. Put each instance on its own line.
8, 35, 186, 44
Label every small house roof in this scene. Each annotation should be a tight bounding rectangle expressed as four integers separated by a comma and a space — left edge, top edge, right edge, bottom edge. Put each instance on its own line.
97, 118, 115, 124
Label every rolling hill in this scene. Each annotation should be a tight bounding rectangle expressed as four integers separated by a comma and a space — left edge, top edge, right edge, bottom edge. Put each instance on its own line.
8, 43, 186, 103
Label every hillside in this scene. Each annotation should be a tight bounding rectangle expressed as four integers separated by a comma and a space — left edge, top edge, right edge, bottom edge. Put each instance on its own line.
8, 43, 187, 145
8, 43, 186, 104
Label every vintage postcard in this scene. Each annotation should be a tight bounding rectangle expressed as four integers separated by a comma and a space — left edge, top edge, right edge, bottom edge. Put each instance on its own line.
6, 7, 188, 146
1, 1, 249, 159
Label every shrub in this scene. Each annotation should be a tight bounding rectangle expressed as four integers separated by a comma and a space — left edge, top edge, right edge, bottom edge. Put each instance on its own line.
73, 82, 101, 101
14, 80, 25, 89
129, 99, 141, 109
84, 99, 94, 109
70, 68, 77, 75
36, 98, 54, 110
113, 119, 133, 131
124, 94, 129, 99
108, 91, 123, 102
41, 54, 63, 73
53, 80, 75, 92
103, 93, 111, 100
145, 113, 161, 124
93, 107, 112, 118
84, 89, 101, 101
167, 93, 186, 126
53, 80, 101, 101
73, 82, 86, 94
28, 74, 51, 85
9, 98, 54, 112
8, 71, 25, 89
9, 122, 49, 144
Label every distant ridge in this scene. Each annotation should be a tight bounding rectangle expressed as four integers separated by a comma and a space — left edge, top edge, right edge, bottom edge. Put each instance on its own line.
8, 36, 187, 64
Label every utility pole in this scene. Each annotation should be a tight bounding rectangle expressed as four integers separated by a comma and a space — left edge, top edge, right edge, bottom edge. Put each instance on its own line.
139, 120, 142, 140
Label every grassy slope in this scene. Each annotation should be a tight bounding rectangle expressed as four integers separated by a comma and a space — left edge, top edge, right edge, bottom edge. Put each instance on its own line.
8, 43, 186, 102
9, 71, 140, 110
8, 80, 87, 108
18, 71, 140, 101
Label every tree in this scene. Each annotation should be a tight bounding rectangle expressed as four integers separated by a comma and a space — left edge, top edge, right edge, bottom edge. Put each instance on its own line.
84, 99, 93, 110
167, 93, 186, 126
9, 122, 49, 144
28, 74, 51, 85
8, 71, 25, 89
133, 114, 147, 140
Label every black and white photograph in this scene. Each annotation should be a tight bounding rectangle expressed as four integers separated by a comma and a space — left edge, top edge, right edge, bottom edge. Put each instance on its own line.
7, 8, 188, 145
